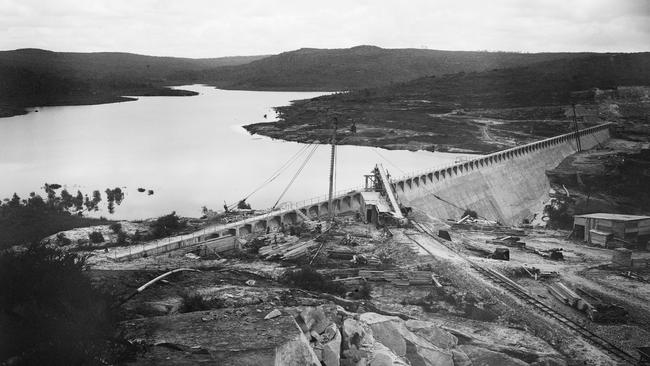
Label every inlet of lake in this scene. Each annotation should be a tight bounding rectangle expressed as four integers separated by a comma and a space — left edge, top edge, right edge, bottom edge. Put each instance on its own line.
0, 85, 475, 220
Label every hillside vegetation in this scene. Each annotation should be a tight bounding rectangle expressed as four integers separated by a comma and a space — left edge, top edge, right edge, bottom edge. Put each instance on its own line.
244, 53, 650, 153
1, 46, 599, 117
0, 48, 267, 117
208, 45, 592, 90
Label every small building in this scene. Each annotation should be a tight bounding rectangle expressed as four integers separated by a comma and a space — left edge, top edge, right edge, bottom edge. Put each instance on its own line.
360, 191, 393, 225
573, 213, 650, 248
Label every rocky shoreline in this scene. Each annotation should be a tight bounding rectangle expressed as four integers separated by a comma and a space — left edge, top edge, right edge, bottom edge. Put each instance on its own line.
243, 101, 579, 154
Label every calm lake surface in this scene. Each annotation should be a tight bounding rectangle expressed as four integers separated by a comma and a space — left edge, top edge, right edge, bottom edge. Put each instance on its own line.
0, 85, 473, 220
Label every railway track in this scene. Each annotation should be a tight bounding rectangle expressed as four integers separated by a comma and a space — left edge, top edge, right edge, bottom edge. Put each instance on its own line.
409, 220, 638, 365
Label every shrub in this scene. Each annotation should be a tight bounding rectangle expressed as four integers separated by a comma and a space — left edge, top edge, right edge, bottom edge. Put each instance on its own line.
150, 211, 185, 238
283, 265, 346, 296
55, 232, 72, 246
116, 231, 128, 245
132, 230, 143, 242
462, 209, 478, 219
109, 223, 122, 234
179, 290, 224, 313
350, 281, 372, 300
543, 199, 573, 229
180, 290, 207, 313
0, 244, 133, 364
88, 231, 105, 244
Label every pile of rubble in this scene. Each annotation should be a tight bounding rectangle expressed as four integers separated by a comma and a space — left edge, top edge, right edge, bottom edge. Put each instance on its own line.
450, 216, 525, 236
547, 282, 628, 323
273, 305, 567, 366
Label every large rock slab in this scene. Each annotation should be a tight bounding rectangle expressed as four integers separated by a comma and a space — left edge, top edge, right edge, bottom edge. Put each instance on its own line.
343, 318, 375, 350
405, 319, 458, 349
359, 313, 454, 366
451, 349, 472, 366
459, 345, 528, 366
300, 306, 334, 334
121, 306, 303, 365
275, 330, 321, 366
322, 325, 342, 366
369, 342, 409, 366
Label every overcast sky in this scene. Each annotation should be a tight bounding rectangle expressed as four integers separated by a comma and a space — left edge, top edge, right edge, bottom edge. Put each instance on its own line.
1, 0, 648, 58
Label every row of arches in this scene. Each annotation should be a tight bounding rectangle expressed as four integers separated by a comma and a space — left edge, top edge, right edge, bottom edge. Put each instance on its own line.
392, 124, 611, 194
221, 193, 363, 236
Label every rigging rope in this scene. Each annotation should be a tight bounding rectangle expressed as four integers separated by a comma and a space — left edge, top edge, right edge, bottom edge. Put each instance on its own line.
227, 142, 313, 209
372, 148, 407, 175
272, 144, 320, 209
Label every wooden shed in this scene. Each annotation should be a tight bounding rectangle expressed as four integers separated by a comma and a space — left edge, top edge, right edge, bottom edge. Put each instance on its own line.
360, 191, 392, 225
573, 213, 650, 248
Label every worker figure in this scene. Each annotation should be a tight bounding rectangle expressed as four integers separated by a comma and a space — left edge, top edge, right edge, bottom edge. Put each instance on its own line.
223, 203, 229, 213
350, 121, 357, 134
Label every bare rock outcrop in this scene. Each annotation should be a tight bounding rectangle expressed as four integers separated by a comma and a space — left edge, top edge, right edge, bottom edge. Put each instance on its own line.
359, 312, 455, 366
275, 329, 321, 366
459, 344, 529, 366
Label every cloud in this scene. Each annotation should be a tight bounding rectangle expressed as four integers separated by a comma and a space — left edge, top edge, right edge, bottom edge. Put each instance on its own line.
0, 0, 648, 57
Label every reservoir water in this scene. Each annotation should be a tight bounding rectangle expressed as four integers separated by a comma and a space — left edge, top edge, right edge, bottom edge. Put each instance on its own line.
0, 85, 473, 220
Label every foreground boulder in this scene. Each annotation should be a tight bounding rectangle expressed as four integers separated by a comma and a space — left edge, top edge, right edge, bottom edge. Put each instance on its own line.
459, 345, 528, 366
359, 313, 455, 366
275, 330, 321, 366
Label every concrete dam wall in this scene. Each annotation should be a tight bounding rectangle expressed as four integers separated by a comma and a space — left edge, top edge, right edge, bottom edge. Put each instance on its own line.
393, 124, 612, 225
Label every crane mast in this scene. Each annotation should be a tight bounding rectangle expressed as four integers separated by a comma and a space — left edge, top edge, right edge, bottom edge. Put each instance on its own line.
328, 118, 337, 221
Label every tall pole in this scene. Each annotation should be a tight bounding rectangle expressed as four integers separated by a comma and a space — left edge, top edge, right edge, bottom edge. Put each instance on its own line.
328, 118, 338, 221
572, 103, 582, 152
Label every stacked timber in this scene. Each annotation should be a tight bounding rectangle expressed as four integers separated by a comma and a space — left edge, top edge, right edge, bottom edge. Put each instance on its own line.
451, 218, 526, 236
409, 271, 436, 285
575, 287, 628, 323
258, 239, 318, 261
548, 282, 596, 312
358, 270, 434, 286
486, 236, 526, 249
327, 247, 356, 260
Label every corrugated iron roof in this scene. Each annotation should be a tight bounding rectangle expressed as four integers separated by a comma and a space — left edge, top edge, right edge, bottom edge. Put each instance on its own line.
574, 213, 650, 221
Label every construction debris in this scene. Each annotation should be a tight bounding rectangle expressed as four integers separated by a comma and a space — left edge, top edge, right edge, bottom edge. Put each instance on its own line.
327, 248, 356, 260
451, 217, 526, 236
489, 248, 510, 261
619, 271, 649, 283
258, 236, 318, 261
521, 265, 559, 280
486, 236, 526, 249
575, 288, 629, 323
264, 309, 282, 320
528, 247, 564, 261
548, 282, 628, 323
438, 230, 452, 241
357, 270, 438, 286
351, 254, 381, 266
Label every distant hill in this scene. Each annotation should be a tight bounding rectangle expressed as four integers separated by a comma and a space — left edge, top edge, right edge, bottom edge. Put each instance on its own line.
207, 45, 594, 90
380, 52, 650, 108
1, 46, 646, 119
0, 49, 268, 116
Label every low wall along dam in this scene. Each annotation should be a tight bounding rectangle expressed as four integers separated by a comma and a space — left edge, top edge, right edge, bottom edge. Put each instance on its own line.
112, 123, 611, 261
